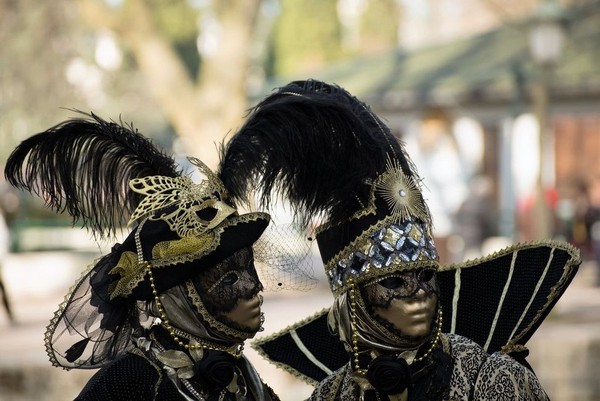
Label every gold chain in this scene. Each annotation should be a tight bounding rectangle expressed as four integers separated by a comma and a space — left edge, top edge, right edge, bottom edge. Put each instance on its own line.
135, 222, 244, 359
147, 268, 244, 359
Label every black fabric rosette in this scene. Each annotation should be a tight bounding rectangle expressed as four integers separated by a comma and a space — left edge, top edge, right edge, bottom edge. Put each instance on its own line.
366, 354, 413, 396
194, 350, 237, 389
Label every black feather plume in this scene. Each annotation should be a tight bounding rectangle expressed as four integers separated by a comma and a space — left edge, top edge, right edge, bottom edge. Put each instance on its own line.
219, 80, 419, 228
4, 112, 181, 237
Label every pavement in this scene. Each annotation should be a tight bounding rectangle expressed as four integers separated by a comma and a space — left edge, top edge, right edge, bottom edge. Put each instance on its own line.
0, 251, 599, 401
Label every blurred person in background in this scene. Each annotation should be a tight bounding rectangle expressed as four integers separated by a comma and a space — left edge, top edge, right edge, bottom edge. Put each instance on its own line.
0, 204, 13, 323
564, 178, 593, 256
584, 173, 600, 286
453, 175, 498, 260
4, 114, 278, 401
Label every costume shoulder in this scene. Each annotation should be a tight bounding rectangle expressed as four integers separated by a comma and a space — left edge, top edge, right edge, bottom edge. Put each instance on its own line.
472, 352, 550, 401
309, 363, 351, 401
438, 240, 580, 355
444, 333, 549, 401
75, 351, 178, 401
444, 333, 488, 400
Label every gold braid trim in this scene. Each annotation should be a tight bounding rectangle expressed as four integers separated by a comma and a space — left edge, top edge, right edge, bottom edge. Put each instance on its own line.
501, 343, 529, 354
438, 239, 579, 272
184, 281, 254, 342
45, 258, 100, 369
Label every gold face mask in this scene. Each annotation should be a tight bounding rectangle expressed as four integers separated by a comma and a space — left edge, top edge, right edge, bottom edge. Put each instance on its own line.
361, 268, 439, 339
190, 247, 264, 334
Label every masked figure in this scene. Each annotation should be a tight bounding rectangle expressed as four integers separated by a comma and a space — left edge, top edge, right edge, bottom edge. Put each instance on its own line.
218, 80, 580, 401
5, 114, 278, 401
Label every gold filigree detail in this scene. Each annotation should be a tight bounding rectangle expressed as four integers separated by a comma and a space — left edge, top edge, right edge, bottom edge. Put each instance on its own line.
108, 213, 268, 299
374, 158, 429, 224
109, 251, 148, 299
128, 157, 236, 238
152, 235, 215, 260
128, 175, 198, 222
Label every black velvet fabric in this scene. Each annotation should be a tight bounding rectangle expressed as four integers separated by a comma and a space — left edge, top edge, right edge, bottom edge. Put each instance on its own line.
76, 344, 280, 401
76, 352, 181, 401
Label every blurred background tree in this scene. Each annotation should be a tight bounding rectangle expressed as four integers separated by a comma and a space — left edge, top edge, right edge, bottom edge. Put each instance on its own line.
0, 0, 402, 169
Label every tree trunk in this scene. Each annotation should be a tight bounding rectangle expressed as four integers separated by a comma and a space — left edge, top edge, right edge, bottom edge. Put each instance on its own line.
79, 0, 262, 168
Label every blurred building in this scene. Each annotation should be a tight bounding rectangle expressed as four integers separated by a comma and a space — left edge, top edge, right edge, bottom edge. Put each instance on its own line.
300, 1, 600, 261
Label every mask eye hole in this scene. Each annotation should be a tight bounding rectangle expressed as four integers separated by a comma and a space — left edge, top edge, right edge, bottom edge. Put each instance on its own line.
378, 276, 407, 290
419, 268, 436, 282
195, 207, 218, 222
222, 272, 239, 286
208, 271, 239, 293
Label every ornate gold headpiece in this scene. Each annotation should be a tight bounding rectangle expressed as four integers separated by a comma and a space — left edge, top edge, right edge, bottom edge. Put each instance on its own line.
108, 157, 243, 299
128, 157, 236, 238
319, 162, 438, 295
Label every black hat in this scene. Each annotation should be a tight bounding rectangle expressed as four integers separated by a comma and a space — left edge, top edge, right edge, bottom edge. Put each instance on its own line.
103, 158, 269, 301
220, 79, 437, 297
5, 113, 269, 368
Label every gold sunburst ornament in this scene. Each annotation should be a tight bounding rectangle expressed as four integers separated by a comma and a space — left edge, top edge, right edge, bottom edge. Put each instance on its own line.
374, 158, 429, 224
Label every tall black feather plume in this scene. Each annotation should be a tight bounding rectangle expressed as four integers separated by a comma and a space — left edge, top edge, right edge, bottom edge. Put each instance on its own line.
219, 80, 419, 228
4, 112, 181, 238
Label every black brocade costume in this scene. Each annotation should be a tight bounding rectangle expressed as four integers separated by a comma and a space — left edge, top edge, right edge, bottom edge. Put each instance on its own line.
76, 351, 180, 401
310, 334, 548, 401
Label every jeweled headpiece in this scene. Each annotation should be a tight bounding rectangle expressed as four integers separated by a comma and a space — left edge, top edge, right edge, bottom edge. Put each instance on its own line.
220, 80, 438, 296
4, 113, 269, 368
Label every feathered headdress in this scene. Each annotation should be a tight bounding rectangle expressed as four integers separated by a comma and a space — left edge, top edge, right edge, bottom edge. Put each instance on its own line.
5, 112, 269, 369
5, 112, 180, 238
219, 80, 438, 296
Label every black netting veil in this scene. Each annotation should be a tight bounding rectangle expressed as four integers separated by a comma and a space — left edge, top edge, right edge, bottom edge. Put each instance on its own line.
45, 253, 133, 369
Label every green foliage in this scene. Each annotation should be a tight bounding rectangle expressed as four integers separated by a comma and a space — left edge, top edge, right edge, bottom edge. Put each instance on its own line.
148, 0, 199, 40
148, 0, 201, 78
361, 0, 400, 51
270, 0, 344, 75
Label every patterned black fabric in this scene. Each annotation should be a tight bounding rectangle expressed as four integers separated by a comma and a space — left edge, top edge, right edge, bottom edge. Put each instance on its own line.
309, 334, 549, 401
